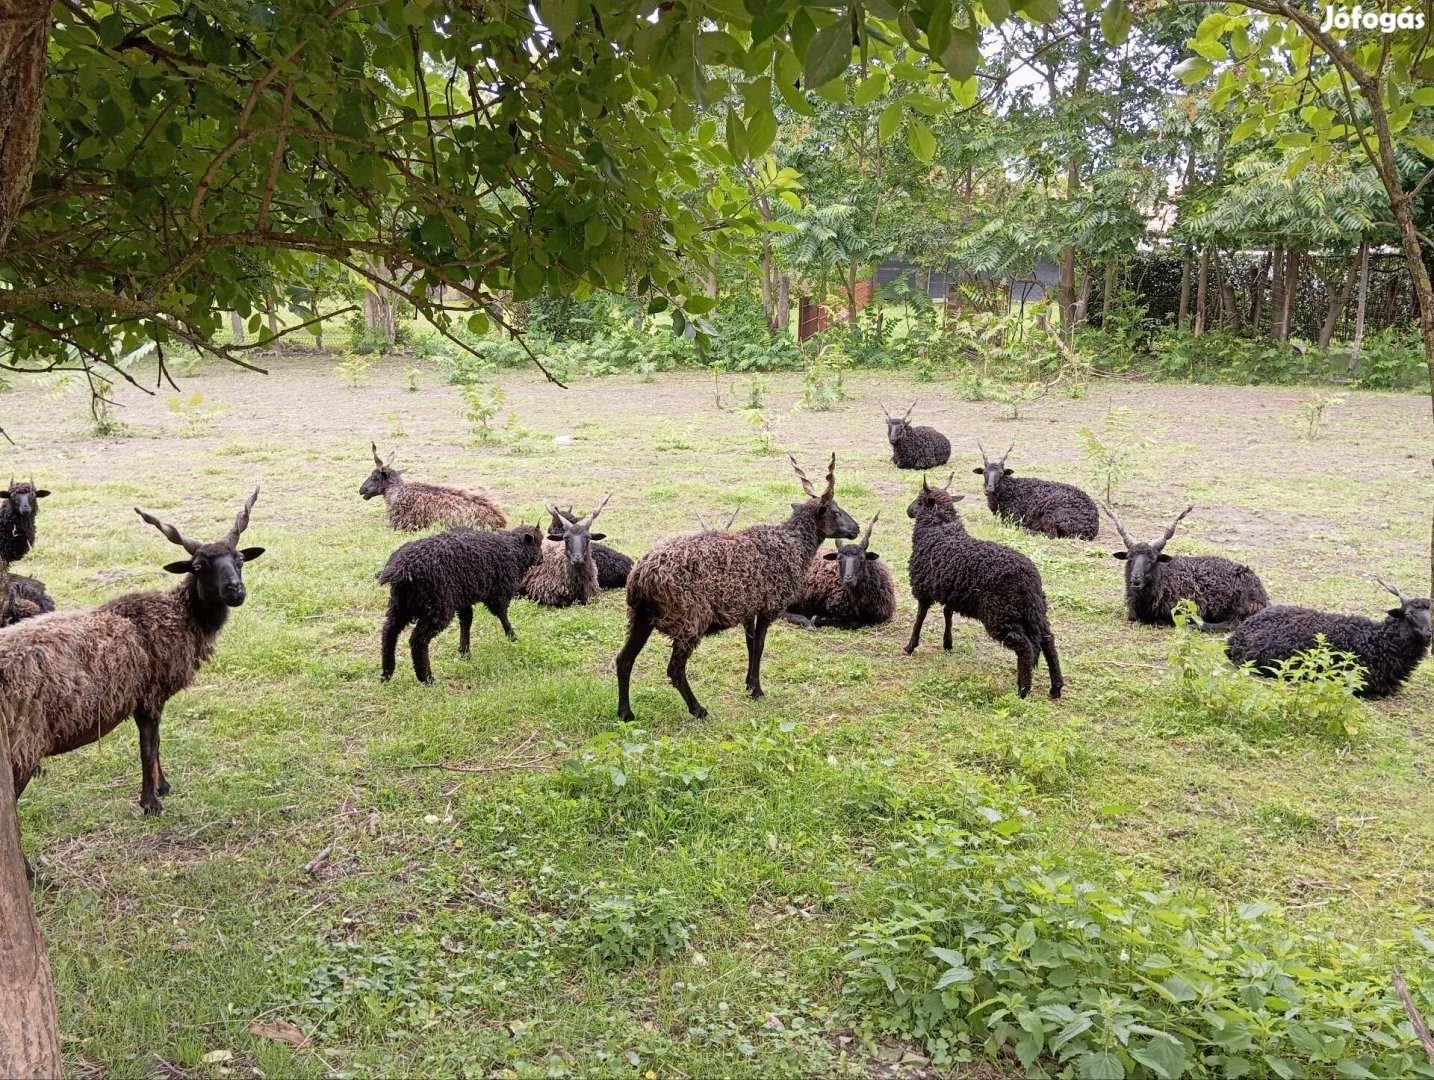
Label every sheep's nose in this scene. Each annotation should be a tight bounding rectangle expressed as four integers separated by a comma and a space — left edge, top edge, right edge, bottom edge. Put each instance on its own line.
223, 584, 247, 605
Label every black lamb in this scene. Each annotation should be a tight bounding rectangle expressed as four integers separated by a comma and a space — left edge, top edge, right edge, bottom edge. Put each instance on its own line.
2, 573, 54, 626
974, 443, 1098, 541
377, 524, 545, 683
884, 403, 951, 470
905, 474, 1063, 699
1104, 504, 1269, 631
0, 478, 51, 562
786, 512, 896, 630
1225, 579, 1431, 699
546, 506, 633, 589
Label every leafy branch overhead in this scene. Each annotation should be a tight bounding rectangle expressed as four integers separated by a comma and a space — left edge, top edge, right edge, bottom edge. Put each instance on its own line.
0, 0, 1072, 390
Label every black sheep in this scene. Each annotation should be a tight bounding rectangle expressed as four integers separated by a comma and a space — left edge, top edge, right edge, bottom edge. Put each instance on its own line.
974, 443, 1098, 541
2, 573, 54, 626
905, 474, 1063, 699
1104, 504, 1269, 631
884, 403, 951, 470
546, 506, 632, 589
1225, 580, 1431, 699
786, 512, 897, 630
377, 524, 545, 683
0, 478, 51, 563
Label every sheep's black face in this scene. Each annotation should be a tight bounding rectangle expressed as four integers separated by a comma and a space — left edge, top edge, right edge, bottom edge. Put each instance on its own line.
824, 542, 878, 588
1, 483, 48, 521
168, 542, 265, 607
360, 467, 394, 500
973, 461, 1013, 497
907, 488, 964, 520
812, 499, 859, 541
511, 525, 546, 567
1112, 544, 1170, 592
1393, 598, 1432, 644
886, 418, 908, 445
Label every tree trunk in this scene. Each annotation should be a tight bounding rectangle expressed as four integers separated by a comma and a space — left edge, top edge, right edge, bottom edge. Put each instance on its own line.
0, 722, 61, 1080
1101, 257, 1117, 325
760, 242, 776, 332
705, 253, 718, 303
1248, 252, 1266, 334
846, 258, 859, 325
1349, 240, 1371, 374
1058, 244, 1077, 344
1282, 249, 1300, 345
229, 311, 245, 344
1178, 253, 1192, 332
0, 1, 49, 253
775, 275, 791, 332
1193, 244, 1211, 337
1270, 244, 1287, 340
1319, 251, 1359, 352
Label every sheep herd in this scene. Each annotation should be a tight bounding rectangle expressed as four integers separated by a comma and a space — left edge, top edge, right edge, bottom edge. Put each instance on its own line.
0, 403, 1430, 872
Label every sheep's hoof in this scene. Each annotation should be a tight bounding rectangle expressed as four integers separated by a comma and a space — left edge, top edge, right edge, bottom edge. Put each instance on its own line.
419, 675, 436, 686
1017, 686, 1031, 699
458, 648, 471, 658
24, 858, 35, 884
902, 644, 917, 656
1049, 685, 1062, 700
380, 672, 393, 683
748, 687, 764, 700
505, 632, 518, 642
158, 779, 172, 796
690, 706, 709, 720
618, 708, 635, 722
142, 799, 164, 816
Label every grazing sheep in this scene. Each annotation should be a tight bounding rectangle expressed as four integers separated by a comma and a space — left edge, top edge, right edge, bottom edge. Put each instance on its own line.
1225, 579, 1431, 699
2, 573, 54, 627
884, 403, 951, 470
360, 442, 507, 532
545, 504, 632, 589
905, 474, 1063, 699
974, 443, 1098, 541
377, 524, 545, 683
1104, 504, 1269, 631
615, 455, 859, 720
786, 512, 896, 630
523, 497, 611, 608
0, 478, 50, 563
0, 489, 264, 829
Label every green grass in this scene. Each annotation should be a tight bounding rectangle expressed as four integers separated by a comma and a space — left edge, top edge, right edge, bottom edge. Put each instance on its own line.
4, 355, 1432, 1077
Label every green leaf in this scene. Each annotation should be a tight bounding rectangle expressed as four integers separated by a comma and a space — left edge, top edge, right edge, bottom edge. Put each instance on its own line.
1412, 87, 1434, 106
583, 216, 607, 247
1404, 132, 1434, 160
1230, 117, 1259, 144
540, 0, 578, 41
725, 108, 747, 160
98, 11, 128, 48
982, 0, 1011, 23
1077, 1053, 1125, 1080
934, 964, 973, 988
855, 71, 889, 105
1130, 1038, 1189, 1080
746, 106, 777, 156
804, 20, 853, 88
953, 76, 979, 107
95, 98, 126, 137
941, 29, 979, 81
907, 118, 936, 161
878, 101, 904, 140
1019, 0, 1061, 23
1275, 131, 1312, 148
1172, 57, 1213, 85
1101, 0, 1130, 47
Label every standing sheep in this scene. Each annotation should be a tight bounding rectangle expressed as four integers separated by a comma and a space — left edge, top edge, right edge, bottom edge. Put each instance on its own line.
974, 443, 1098, 541
523, 497, 611, 608
884, 404, 952, 470
786, 513, 896, 630
905, 474, 1063, 699
0, 478, 50, 563
545, 504, 633, 589
615, 455, 859, 720
1225, 580, 1430, 699
1103, 504, 1269, 631
360, 443, 507, 532
0, 489, 264, 832
377, 524, 545, 683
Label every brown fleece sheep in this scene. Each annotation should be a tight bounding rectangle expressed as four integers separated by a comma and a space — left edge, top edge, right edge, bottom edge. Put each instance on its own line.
0, 491, 264, 842
615, 455, 859, 720
360, 443, 506, 532
521, 497, 611, 608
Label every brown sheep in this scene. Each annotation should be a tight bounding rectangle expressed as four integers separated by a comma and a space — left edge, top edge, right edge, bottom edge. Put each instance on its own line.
0, 491, 264, 872
615, 455, 859, 720
360, 442, 506, 532
521, 496, 611, 608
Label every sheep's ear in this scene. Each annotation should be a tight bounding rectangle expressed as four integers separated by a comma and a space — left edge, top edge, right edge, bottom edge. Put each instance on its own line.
865, 551, 880, 561
1157, 553, 1172, 563
1389, 607, 1405, 618
0, 491, 9, 499
1003, 468, 1014, 476
971, 468, 983, 475
951, 494, 965, 503
1111, 551, 1128, 560
589, 532, 606, 542
240, 546, 265, 562
35, 490, 50, 498
546, 531, 564, 542
163, 559, 194, 575
822, 551, 840, 561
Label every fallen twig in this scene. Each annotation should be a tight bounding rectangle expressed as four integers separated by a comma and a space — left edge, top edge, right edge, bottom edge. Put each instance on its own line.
402, 752, 558, 774
301, 845, 332, 875
1394, 965, 1434, 1068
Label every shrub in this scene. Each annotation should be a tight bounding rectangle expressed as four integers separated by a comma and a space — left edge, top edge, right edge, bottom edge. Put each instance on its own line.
577, 888, 694, 969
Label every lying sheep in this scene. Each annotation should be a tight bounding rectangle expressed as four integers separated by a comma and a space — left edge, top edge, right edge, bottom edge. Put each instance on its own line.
974, 443, 1098, 541
615, 455, 859, 720
0, 478, 50, 563
361, 442, 507, 532
546, 505, 632, 589
884, 404, 951, 470
2, 573, 54, 627
1225, 580, 1431, 699
1104, 504, 1269, 631
523, 497, 611, 608
377, 524, 544, 683
1, 490, 264, 836
786, 512, 896, 630
905, 474, 1063, 698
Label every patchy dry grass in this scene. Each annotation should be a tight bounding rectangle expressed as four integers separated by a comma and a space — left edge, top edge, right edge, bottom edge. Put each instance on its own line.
4, 354, 1432, 1077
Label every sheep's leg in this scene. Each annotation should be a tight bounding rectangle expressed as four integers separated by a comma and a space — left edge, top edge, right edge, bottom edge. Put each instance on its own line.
136, 707, 164, 815
457, 606, 474, 654
380, 599, 407, 682
484, 599, 517, 641
744, 615, 770, 699
942, 605, 955, 652
615, 613, 654, 721
783, 612, 817, 630
903, 599, 932, 654
1011, 637, 1036, 699
1041, 633, 1063, 699
409, 617, 446, 684
667, 639, 708, 720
